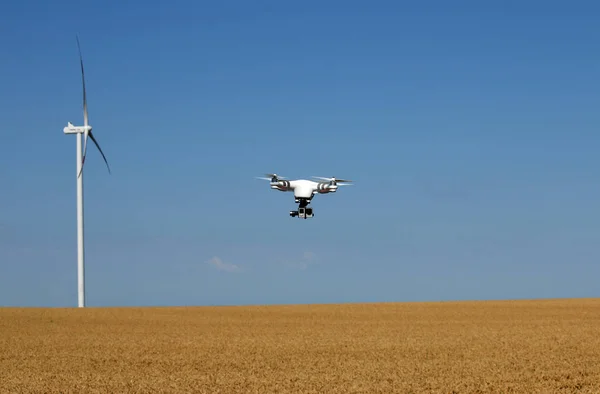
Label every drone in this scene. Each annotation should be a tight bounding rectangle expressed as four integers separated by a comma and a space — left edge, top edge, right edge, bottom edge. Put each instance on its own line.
257, 173, 353, 219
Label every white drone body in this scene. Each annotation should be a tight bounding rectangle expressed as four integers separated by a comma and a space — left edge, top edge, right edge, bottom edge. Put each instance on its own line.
258, 174, 353, 219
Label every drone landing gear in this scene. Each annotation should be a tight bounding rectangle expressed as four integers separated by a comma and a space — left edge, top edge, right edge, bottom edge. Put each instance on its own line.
290, 198, 314, 219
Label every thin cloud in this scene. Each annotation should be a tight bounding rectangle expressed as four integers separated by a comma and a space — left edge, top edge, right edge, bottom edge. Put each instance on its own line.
206, 256, 242, 273
284, 251, 318, 270
303, 251, 315, 260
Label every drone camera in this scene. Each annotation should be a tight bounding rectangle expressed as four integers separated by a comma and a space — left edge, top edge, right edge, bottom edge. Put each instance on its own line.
295, 207, 314, 219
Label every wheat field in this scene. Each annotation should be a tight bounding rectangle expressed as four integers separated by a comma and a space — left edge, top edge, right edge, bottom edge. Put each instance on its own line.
1, 298, 599, 393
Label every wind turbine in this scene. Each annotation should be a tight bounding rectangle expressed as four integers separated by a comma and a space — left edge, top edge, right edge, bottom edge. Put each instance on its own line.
63, 36, 111, 308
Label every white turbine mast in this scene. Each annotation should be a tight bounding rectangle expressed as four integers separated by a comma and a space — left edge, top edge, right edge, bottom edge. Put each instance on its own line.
63, 35, 111, 308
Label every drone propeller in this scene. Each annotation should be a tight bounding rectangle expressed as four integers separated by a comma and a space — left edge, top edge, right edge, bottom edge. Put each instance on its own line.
256, 173, 287, 181
265, 173, 286, 179
312, 176, 353, 185
76, 35, 110, 178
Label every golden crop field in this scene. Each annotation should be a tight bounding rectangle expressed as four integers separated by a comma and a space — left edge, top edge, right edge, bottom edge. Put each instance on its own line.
1, 298, 599, 393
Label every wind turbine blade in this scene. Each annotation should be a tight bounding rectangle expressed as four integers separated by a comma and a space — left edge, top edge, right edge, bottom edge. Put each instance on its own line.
87, 131, 111, 174
77, 35, 90, 178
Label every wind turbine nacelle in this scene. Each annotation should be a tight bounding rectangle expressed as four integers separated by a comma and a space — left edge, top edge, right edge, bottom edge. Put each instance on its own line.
63, 122, 92, 135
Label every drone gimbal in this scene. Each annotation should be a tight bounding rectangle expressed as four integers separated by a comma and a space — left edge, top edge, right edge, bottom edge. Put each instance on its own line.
290, 198, 314, 219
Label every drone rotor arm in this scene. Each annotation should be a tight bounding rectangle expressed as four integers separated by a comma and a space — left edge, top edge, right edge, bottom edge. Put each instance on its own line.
311, 176, 353, 184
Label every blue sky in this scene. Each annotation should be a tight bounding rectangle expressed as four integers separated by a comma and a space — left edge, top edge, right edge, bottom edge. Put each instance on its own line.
1, 1, 599, 307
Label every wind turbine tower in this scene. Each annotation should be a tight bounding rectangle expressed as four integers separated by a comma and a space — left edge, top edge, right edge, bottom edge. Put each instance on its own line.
63, 36, 111, 307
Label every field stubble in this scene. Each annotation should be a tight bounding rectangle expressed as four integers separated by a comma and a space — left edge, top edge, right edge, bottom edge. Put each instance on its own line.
1, 298, 599, 393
